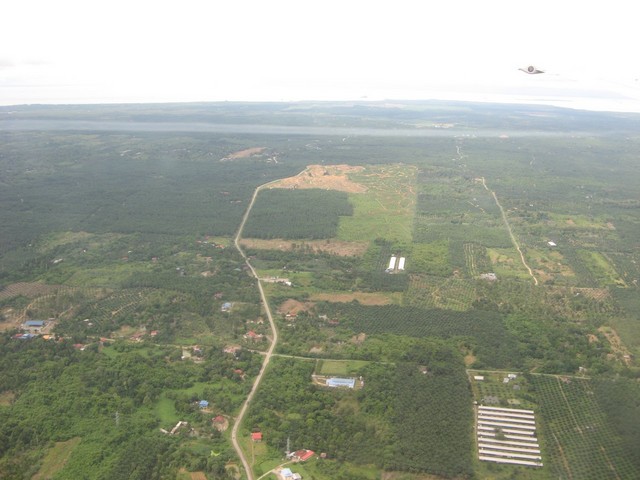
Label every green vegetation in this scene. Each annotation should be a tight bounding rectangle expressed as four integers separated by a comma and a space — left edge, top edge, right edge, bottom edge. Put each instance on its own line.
244, 189, 353, 239
1, 101, 639, 479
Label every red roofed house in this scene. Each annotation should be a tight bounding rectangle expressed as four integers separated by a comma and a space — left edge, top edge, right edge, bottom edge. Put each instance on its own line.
294, 449, 315, 462
244, 330, 263, 341
251, 432, 262, 442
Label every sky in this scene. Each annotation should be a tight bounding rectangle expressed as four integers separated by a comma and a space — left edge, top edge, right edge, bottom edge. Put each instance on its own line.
2, 0, 640, 112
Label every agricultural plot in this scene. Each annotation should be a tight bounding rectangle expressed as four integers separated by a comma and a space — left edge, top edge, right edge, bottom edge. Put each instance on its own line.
243, 188, 353, 239
337, 164, 417, 243
463, 242, 492, 277
532, 375, 640, 479
405, 275, 477, 311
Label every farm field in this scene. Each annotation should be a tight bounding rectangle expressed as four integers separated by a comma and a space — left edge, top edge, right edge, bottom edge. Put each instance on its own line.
0, 101, 639, 480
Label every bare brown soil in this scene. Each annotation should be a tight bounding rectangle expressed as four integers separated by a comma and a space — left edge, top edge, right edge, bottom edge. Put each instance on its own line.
268, 164, 367, 193
227, 147, 266, 159
240, 238, 368, 257
277, 299, 315, 316
309, 292, 392, 305
0, 391, 15, 406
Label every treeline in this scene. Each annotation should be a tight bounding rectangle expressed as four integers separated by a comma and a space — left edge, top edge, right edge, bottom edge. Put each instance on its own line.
243, 189, 353, 239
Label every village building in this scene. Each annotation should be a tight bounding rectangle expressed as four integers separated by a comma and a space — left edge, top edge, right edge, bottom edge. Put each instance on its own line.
244, 330, 264, 341
326, 377, 356, 389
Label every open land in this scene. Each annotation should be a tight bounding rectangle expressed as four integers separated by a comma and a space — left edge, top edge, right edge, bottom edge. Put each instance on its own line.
0, 101, 639, 480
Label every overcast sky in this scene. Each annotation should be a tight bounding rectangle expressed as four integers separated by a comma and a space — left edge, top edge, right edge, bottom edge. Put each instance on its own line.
2, 0, 639, 111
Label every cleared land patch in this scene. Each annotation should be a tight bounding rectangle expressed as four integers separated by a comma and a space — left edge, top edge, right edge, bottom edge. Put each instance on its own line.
239, 238, 368, 256
309, 292, 396, 305
32, 437, 82, 480
268, 164, 367, 193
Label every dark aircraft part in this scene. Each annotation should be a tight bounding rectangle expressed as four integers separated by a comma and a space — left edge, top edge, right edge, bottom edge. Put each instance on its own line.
520, 65, 544, 74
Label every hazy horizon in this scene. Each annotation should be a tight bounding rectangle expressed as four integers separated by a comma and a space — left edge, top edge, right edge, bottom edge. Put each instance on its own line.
3, 1, 640, 112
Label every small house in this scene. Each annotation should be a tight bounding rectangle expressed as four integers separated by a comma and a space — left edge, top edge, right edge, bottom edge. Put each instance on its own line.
252, 432, 262, 442
199, 400, 209, 409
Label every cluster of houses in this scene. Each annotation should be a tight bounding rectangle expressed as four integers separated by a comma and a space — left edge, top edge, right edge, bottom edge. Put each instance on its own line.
12, 320, 55, 340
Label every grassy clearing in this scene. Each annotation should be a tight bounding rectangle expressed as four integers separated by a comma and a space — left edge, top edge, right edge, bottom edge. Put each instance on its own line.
0, 391, 15, 406
65, 262, 155, 287
547, 213, 611, 230
316, 359, 370, 376
526, 248, 576, 283
577, 250, 625, 286
487, 248, 532, 279
338, 164, 417, 243
32, 437, 82, 480
155, 394, 181, 427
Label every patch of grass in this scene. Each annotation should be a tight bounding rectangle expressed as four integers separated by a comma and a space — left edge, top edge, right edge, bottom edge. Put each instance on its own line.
316, 359, 370, 376
487, 247, 532, 279
32, 437, 82, 480
577, 250, 625, 286
155, 394, 180, 427
338, 165, 417, 243
0, 391, 15, 407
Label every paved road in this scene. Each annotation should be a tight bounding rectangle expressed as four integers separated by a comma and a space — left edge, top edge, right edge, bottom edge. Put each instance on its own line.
231, 181, 280, 480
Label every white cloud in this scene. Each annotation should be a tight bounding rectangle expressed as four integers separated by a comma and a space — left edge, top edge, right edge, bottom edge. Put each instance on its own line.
2, 0, 639, 110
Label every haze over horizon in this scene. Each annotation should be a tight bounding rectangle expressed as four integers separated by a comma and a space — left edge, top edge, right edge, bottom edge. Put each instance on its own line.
3, 0, 640, 112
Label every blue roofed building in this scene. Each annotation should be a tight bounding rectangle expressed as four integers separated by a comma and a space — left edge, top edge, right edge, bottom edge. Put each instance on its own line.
25, 320, 45, 328
326, 377, 356, 389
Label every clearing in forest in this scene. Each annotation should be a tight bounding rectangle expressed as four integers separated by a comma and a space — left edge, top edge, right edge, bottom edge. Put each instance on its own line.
32, 437, 82, 480
309, 291, 397, 305
239, 238, 368, 257
268, 164, 367, 193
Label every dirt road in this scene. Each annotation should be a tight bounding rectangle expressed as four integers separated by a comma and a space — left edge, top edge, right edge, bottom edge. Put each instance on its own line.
481, 177, 538, 285
231, 180, 281, 480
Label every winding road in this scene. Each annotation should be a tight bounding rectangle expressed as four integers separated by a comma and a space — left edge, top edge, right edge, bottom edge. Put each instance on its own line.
231, 180, 280, 480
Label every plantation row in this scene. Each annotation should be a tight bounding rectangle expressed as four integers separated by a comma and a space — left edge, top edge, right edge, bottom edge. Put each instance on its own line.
243, 188, 353, 240
531, 375, 640, 479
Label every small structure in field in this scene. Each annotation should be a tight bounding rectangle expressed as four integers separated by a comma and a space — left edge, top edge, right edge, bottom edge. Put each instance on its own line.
326, 377, 356, 389
251, 431, 262, 442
